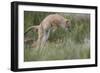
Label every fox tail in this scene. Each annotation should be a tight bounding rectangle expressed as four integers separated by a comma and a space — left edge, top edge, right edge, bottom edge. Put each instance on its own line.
24, 25, 39, 34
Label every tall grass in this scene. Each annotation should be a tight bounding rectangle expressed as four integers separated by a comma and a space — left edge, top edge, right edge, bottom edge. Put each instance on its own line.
24, 11, 90, 62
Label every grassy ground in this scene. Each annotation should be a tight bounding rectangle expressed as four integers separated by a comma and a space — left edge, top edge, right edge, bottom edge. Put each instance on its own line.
24, 11, 90, 62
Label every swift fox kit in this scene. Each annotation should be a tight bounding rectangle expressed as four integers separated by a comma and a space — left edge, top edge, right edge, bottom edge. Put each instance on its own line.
25, 14, 71, 48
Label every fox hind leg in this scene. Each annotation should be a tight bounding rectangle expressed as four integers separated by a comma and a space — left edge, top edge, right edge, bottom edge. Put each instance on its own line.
39, 29, 50, 54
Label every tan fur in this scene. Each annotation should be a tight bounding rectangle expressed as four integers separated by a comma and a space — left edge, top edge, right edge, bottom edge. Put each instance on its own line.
26, 14, 71, 49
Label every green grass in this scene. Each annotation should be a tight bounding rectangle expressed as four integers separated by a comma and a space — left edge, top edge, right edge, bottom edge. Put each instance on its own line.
24, 38, 90, 61
24, 11, 90, 62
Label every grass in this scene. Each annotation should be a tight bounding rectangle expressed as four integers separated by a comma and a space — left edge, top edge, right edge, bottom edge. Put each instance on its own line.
24, 39, 90, 61
24, 11, 90, 62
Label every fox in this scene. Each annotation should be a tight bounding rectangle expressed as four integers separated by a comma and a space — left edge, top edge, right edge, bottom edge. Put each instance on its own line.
25, 14, 71, 49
